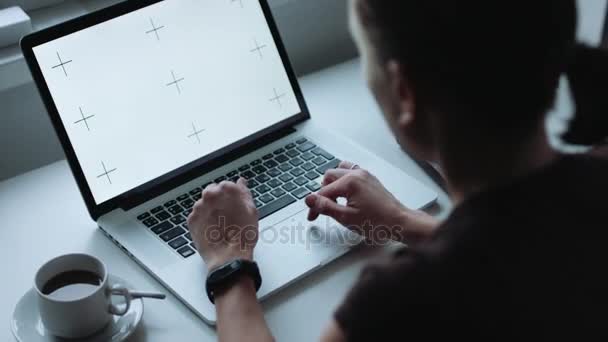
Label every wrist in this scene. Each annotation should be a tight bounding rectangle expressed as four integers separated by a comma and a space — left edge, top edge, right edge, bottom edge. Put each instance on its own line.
206, 250, 254, 272
398, 208, 439, 243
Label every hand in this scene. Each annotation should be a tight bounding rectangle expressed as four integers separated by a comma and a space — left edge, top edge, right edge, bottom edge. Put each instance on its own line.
187, 179, 259, 272
305, 161, 438, 244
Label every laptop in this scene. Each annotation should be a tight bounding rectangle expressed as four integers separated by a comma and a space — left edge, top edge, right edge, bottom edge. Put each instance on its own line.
21, 0, 437, 324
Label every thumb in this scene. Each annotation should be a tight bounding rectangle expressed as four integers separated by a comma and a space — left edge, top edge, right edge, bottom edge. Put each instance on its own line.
305, 194, 357, 224
237, 177, 249, 188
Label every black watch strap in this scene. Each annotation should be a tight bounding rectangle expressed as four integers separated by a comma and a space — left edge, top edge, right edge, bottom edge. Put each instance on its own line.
206, 259, 262, 304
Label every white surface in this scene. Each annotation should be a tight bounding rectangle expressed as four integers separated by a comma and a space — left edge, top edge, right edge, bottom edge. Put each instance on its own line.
31, 0, 300, 204
0, 7, 32, 48
0, 59, 451, 342
11, 274, 144, 342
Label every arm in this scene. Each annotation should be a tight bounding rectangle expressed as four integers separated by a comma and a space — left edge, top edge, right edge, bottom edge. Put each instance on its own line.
216, 276, 273, 342
320, 320, 347, 342
188, 179, 274, 342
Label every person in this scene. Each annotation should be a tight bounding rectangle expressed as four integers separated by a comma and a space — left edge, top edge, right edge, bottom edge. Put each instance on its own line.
187, 0, 608, 340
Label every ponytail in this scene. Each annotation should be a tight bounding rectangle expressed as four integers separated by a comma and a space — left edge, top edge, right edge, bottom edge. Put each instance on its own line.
563, 43, 608, 146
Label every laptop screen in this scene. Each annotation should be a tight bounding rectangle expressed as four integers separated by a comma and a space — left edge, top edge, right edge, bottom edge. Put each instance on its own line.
31, 0, 302, 204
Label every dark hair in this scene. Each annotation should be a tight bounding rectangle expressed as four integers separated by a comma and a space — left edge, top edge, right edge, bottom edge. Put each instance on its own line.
358, 0, 608, 145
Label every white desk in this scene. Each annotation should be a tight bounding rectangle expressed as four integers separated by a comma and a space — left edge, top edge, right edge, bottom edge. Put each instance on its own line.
0, 58, 455, 342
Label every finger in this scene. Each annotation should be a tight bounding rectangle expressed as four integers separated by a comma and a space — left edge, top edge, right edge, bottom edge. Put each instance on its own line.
323, 168, 352, 186
237, 177, 249, 188
338, 161, 359, 170
305, 194, 357, 224
317, 176, 353, 200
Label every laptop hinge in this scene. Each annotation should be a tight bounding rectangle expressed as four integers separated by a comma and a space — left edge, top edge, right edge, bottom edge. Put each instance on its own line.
120, 126, 297, 211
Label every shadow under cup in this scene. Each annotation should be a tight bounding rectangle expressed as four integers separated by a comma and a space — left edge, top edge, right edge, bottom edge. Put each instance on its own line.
34, 254, 113, 339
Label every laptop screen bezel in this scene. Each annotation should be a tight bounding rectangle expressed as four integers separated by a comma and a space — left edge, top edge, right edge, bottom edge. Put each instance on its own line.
21, 0, 310, 220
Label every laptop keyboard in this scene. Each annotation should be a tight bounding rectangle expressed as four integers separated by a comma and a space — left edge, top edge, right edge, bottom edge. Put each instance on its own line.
136, 137, 341, 259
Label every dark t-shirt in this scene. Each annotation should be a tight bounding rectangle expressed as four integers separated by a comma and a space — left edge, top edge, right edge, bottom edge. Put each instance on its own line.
335, 155, 608, 340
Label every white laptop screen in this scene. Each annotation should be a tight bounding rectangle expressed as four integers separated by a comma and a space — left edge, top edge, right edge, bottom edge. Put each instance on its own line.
31, 0, 302, 204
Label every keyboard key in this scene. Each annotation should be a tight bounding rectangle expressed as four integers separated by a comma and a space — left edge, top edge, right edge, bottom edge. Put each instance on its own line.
150, 206, 164, 214
247, 179, 260, 188
263, 154, 274, 160
271, 188, 286, 198
155, 211, 171, 221
312, 147, 335, 160
251, 190, 260, 198
312, 156, 327, 166
296, 138, 308, 144
164, 200, 177, 208
189, 187, 201, 196
241, 170, 256, 179
297, 142, 316, 153
169, 237, 188, 250
161, 227, 185, 242
168, 205, 184, 216
260, 194, 275, 203
183, 208, 192, 218
250, 159, 262, 166
190, 243, 197, 251
137, 212, 150, 221
286, 143, 297, 149
192, 193, 201, 201
268, 179, 283, 188
229, 176, 239, 183
301, 163, 316, 171
256, 174, 271, 183
294, 177, 309, 186
181, 198, 195, 209
252, 165, 267, 174
143, 217, 159, 228
286, 149, 300, 158
279, 174, 294, 182
316, 159, 341, 175
290, 168, 305, 177
263, 160, 279, 169
257, 184, 272, 194
182, 223, 189, 231
278, 163, 293, 172
289, 158, 304, 167
306, 182, 322, 192
185, 233, 192, 241
214, 176, 227, 183
274, 148, 285, 155
170, 215, 186, 225
201, 182, 213, 190
178, 246, 195, 258
254, 199, 263, 208
300, 152, 315, 161
267, 168, 282, 177
305, 171, 320, 180
292, 187, 311, 199
239, 165, 251, 172
151, 221, 173, 235
282, 182, 298, 192
227, 170, 238, 178
258, 195, 297, 220
177, 194, 189, 202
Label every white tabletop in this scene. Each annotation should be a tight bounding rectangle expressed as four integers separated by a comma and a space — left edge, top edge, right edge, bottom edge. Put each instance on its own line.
0, 58, 451, 342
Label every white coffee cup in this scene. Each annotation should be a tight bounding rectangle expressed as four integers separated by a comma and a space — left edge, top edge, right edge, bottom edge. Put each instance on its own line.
34, 254, 135, 339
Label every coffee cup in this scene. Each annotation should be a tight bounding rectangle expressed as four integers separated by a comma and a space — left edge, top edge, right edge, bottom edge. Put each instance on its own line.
34, 253, 163, 339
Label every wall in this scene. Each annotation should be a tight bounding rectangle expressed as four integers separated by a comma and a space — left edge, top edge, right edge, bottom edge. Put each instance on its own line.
0, 0, 357, 181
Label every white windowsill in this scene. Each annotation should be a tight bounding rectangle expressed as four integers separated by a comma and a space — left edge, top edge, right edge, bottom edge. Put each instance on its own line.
0, 0, 294, 92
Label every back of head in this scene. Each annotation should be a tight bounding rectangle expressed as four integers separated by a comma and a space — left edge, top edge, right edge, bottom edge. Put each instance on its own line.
359, 0, 608, 145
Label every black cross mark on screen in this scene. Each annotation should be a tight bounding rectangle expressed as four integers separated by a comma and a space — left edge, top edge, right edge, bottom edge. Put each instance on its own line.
52, 52, 73, 77
74, 107, 95, 131
188, 123, 205, 144
166, 70, 185, 94
146, 18, 165, 41
97, 161, 117, 185
250, 38, 267, 59
269, 88, 286, 108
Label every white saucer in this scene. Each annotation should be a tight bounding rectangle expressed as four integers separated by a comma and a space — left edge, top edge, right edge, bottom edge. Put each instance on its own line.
11, 274, 144, 342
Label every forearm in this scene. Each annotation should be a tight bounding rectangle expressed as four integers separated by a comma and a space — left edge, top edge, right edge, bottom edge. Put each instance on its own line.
215, 276, 274, 342
393, 208, 440, 244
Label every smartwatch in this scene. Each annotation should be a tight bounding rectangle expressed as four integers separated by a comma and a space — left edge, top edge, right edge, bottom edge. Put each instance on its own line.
205, 259, 262, 304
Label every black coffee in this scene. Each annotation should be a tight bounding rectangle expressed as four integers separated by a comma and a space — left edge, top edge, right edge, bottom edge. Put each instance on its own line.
42, 270, 103, 300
